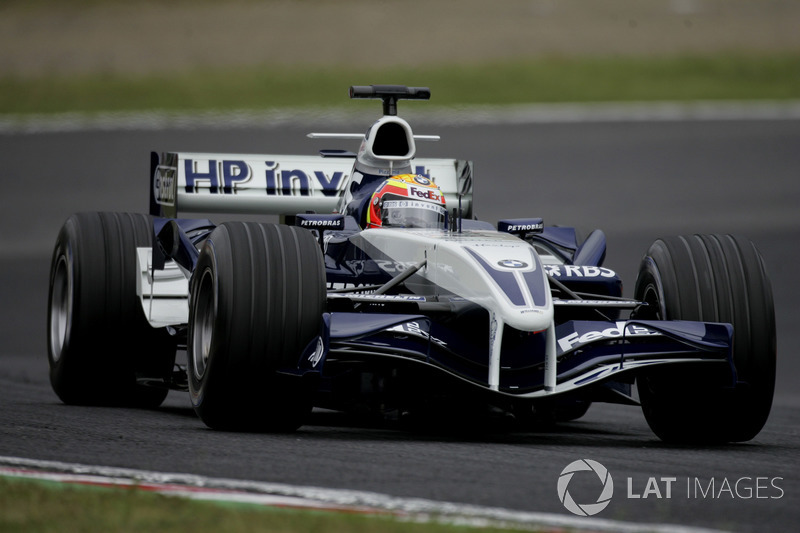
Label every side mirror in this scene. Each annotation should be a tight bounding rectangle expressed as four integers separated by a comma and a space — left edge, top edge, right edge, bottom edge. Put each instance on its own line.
498, 218, 544, 236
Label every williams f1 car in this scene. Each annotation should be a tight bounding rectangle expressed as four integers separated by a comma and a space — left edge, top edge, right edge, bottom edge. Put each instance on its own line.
47, 85, 776, 443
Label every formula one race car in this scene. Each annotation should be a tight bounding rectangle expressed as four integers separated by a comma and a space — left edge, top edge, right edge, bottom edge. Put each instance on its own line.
47, 85, 776, 443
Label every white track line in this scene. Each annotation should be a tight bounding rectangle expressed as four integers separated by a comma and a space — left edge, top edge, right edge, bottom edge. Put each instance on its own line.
0, 455, 729, 533
1, 101, 799, 134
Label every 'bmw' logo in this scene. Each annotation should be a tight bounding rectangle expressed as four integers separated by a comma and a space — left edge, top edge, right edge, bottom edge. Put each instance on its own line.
498, 259, 528, 269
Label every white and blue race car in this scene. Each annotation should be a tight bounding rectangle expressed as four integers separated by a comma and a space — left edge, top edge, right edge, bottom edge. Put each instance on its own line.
47, 85, 776, 442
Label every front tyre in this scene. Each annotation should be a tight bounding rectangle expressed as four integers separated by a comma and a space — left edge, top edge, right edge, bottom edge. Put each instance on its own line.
188, 222, 325, 431
47, 212, 177, 407
634, 234, 776, 443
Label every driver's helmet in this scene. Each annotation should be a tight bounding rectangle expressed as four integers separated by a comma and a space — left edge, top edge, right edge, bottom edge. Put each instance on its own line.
365, 174, 447, 229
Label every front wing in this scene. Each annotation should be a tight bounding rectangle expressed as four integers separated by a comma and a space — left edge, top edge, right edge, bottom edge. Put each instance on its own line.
302, 313, 735, 399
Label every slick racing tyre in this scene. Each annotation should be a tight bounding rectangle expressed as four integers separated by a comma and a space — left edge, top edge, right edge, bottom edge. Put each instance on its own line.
47, 212, 177, 407
188, 222, 325, 431
634, 234, 776, 443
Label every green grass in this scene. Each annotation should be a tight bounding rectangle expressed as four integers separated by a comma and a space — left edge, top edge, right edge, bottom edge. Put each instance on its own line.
0, 476, 534, 533
2, 53, 799, 115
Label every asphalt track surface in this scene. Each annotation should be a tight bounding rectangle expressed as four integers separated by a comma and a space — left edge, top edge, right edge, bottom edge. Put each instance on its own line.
1, 114, 799, 532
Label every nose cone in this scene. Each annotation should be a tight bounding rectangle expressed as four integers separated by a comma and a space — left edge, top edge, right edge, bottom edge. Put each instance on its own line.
352, 229, 554, 332
457, 241, 553, 331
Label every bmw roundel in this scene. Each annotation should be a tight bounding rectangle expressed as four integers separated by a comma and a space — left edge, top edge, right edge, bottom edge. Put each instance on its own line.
413, 175, 432, 186
497, 259, 528, 269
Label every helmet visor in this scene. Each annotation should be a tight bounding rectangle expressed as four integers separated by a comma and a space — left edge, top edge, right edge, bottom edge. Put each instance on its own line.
382, 199, 447, 229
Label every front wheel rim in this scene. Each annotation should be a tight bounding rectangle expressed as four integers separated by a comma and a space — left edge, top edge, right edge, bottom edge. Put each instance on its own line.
191, 269, 215, 381
49, 255, 71, 362
639, 277, 667, 321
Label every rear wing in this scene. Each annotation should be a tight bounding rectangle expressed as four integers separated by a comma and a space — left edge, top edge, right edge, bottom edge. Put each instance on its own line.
149, 151, 473, 218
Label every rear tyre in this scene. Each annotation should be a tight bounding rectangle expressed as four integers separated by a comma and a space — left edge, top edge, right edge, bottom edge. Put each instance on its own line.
634, 234, 775, 443
47, 212, 177, 407
188, 222, 325, 431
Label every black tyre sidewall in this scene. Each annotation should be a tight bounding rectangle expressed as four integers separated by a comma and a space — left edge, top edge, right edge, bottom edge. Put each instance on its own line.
47, 212, 175, 407
188, 222, 325, 431
634, 234, 776, 443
